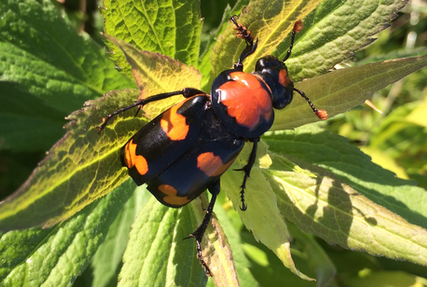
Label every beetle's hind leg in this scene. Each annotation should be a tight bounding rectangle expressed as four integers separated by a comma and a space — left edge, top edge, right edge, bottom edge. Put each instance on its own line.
186, 180, 221, 276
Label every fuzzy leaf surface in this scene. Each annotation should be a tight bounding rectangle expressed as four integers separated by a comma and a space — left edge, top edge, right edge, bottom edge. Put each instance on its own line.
260, 127, 427, 266
91, 186, 149, 287
286, 0, 409, 80
0, 180, 134, 286
274, 53, 427, 130
221, 142, 313, 281
104, 34, 203, 117
118, 197, 207, 287
0, 0, 136, 152
0, 0, 135, 112
102, 0, 201, 78
191, 197, 240, 286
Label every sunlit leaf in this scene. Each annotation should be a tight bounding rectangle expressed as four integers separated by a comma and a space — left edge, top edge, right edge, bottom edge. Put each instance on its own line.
287, 0, 410, 80
222, 142, 313, 280
0, 0, 136, 152
0, 180, 134, 285
102, 0, 202, 77
118, 197, 207, 286
274, 53, 427, 129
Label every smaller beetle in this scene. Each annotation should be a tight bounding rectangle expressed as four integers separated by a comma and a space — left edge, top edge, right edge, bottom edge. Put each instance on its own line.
99, 17, 327, 276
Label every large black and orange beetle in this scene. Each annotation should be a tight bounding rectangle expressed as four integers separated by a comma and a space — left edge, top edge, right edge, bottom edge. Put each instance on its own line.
99, 17, 327, 276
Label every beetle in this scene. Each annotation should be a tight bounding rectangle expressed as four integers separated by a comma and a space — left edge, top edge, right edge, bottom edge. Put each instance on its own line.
98, 16, 327, 276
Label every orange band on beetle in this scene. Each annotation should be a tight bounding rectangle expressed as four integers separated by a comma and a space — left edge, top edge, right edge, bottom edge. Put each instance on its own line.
197, 152, 236, 177
159, 184, 191, 206
160, 102, 189, 141
123, 139, 149, 175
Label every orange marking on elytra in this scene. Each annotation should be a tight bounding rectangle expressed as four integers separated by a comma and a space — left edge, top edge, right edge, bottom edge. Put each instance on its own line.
159, 184, 190, 206
218, 72, 272, 130
160, 102, 189, 141
124, 139, 148, 175
197, 152, 235, 177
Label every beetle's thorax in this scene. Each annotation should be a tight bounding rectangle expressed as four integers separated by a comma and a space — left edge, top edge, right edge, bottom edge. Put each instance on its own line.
211, 70, 275, 138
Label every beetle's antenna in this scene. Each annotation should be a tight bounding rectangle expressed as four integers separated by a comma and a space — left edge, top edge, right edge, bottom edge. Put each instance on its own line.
283, 19, 303, 62
294, 88, 328, 120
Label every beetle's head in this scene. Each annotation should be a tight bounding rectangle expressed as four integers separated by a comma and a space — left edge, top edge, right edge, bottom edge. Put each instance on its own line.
254, 55, 293, 110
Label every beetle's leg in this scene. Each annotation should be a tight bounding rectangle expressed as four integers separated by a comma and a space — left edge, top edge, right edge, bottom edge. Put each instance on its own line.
186, 180, 220, 277
230, 16, 258, 71
282, 19, 303, 62
234, 137, 259, 211
97, 88, 206, 131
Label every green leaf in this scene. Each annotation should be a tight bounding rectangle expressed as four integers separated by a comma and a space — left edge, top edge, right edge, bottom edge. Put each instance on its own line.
213, 199, 260, 287
0, 0, 136, 152
0, 82, 66, 152
91, 186, 150, 287
366, 98, 427, 190
270, 165, 427, 266
112, 188, 241, 286
273, 53, 427, 130
267, 126, 427, 228
199, 0, 249, 90
104, 34, 203, 118
0, 0, 135, 113
118, 197, 207, 287
0, 179, 134, 285
406, 95, 427, 128
286, 0, 410, 80
371, 101, 427, 158
222, 142, 314, 281
286, 222, 337, 287
102, 0, 202, 78
0, 89, 138, 230
191, 196, 240, 286
208, 0, 410, 88
344, 270, 427, 287
2, 0, 426, 285
359, 146, 409, 180
262, 126, 427, 265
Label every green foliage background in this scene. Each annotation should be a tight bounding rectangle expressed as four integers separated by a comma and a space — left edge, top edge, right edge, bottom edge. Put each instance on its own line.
0, 0, 426, 286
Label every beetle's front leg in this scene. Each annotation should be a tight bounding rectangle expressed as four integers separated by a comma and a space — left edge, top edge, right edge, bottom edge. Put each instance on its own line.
97, 88, 207, 131
230, 16, 258, 71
